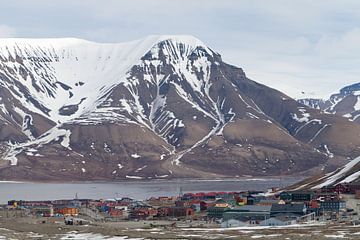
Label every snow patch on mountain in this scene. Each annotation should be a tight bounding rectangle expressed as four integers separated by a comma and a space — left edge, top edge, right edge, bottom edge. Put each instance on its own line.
312, 156, 360, 189
4, 125, 71, 165
131, 153, 141, 159
0, 35, 221, 165
309, 124, 330, 143
13, 106, 35, 140
0, 35, 210, 124
291, 108, 310, 123
323, 144, 334, 158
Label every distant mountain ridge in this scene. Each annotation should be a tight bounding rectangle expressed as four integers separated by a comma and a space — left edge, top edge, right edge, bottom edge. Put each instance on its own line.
299, 82, 360, 123
0, 35, 360, 181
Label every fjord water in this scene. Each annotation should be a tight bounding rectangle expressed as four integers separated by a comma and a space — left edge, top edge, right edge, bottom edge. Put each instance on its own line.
0, 177, 303, 203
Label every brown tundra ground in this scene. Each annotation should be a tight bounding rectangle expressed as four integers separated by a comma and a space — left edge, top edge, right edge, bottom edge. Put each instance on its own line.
1, 216, 360, 239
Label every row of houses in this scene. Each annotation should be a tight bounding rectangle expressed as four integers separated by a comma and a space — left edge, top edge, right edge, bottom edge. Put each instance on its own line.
119, 188, 346, 223
279, 191, 346, 213
219, 203, 309, 227
321, 182, 360, 195
5, 187, 349, 227
203, 189, 350, 227
96, 196, 196, 220
7, 199, 82, 217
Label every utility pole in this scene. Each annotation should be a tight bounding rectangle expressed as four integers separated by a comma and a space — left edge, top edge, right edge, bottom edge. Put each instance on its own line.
179, 186, 183, 198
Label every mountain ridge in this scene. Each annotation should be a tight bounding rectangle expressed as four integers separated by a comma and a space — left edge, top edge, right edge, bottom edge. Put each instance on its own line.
1, 35, 360, 181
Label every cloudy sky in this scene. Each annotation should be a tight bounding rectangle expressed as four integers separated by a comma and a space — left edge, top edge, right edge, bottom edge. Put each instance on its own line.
0, 0, 359, 99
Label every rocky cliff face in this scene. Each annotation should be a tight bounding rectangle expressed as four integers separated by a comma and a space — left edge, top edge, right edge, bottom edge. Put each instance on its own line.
0, 36, 360, 181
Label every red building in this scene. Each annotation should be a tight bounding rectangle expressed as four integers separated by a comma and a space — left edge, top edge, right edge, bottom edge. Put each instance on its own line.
109, 209, 124, 217
130, 207, 158, 220
168, 207, 194, 218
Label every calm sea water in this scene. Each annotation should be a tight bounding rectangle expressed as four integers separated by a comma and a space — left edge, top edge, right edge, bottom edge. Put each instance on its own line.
0, 177, 303, 203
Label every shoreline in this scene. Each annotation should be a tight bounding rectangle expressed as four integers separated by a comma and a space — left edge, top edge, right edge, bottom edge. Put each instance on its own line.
0, 178, 302, 204
0, 175, 305, 185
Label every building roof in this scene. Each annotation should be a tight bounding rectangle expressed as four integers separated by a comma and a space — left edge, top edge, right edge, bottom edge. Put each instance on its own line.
258, 199, 280, 204
289, 191, 315, 195
231, 205, 271, 213
270, 213, 301, 220
223, 212, 268, 222
271, 203, 305, 214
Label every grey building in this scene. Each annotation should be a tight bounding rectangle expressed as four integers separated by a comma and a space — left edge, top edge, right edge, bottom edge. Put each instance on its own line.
221, 205, 271, 228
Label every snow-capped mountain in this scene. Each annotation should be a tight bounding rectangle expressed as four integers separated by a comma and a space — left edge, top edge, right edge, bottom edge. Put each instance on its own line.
299, 82, 360, 123
1, 35, 360, 181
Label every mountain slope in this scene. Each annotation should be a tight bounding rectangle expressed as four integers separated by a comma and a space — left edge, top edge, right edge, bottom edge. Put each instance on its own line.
287, 156, 360, 191
0, 36, 360, 181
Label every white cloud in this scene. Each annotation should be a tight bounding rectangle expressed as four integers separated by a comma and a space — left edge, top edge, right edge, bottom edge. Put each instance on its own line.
220, 27, 360, 99
0, 25, 16, 38
0, 0, 360, 99
314, 28, 360, 58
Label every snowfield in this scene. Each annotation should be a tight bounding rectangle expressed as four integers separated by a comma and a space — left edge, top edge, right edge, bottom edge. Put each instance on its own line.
0, 35, 221, 165
0, 35, 210, 124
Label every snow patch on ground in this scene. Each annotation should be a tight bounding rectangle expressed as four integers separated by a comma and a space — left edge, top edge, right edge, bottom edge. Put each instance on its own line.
125, 175, 143, 180
155, 174, 169, 178
60, 231, 143, 239
324, 234, 345, 238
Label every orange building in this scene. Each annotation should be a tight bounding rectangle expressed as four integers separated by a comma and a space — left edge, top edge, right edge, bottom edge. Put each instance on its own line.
57, 207, 79, 216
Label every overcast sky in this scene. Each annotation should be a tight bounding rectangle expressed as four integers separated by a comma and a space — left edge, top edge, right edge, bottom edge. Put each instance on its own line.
1, 0, 359, 99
